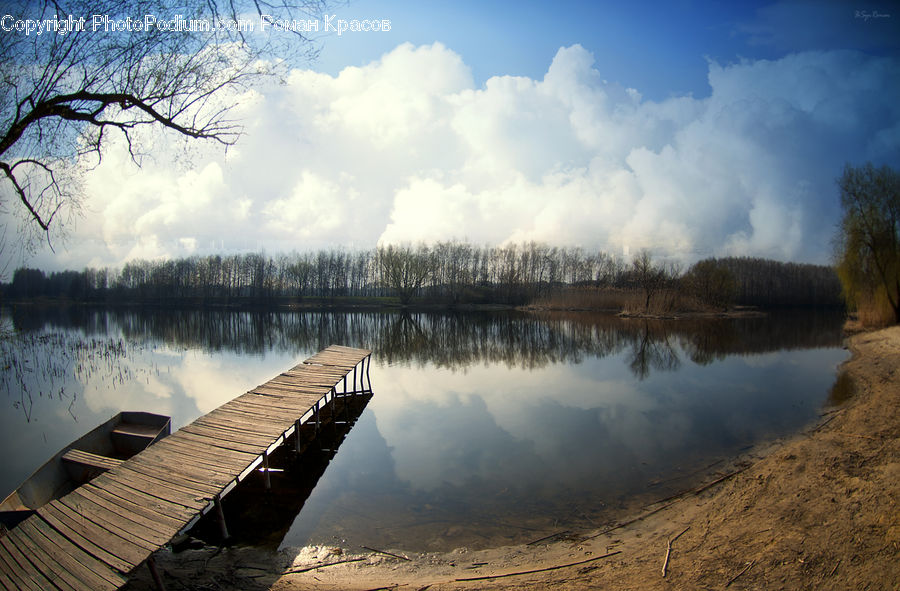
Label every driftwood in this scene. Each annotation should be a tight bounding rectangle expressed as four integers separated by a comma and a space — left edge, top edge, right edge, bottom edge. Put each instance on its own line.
724, 560, 755, 587
691, 466, 749, 496
527, 530, 571, 545
455, 551, 621, 582
584, 499, 680, 540
362, 546, 411, 561
284, 557, 367, 574
661, 526, 690, 577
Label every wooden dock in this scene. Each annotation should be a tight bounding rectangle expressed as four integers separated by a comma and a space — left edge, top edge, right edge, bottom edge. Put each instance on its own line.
0, 345, 372, 591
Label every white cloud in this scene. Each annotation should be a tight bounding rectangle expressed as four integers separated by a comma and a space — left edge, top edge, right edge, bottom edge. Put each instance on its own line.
13, 43, 900, 271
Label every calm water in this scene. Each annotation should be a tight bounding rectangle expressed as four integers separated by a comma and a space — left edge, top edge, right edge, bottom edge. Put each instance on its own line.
0, 306, 847, 551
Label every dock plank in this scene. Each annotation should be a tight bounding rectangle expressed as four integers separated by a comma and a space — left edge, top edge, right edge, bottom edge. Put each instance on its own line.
0, 541, 47, 591
42, 501, 149, 568
106, 467, 213, 508
29, 518, 127, 589
75, 485, 182, 533
16, 519, 122, 591
35, 506, 134, 573
86, 480, 197, 522
182, 422, 277, 447
118, 458, 226, 497
1, 530, 75, 591
169, 429, 267, 456
59, 493, 165, 549
128, 450, 237, 486
148, 438, 255, 471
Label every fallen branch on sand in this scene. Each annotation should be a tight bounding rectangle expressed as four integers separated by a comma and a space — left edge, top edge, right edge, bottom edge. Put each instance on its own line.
661, 526, 690, 577
527, 530, 571, 545
362, 546, 411, 561
585, 467, 748, 542
725, 560, 755, 587
454, 551, 621, 582
691, 467, 748, 496
284, 557, 367, 574
584, 500, 680, 540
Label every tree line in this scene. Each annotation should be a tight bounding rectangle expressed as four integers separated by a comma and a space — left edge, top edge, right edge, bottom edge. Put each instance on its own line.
1, 241, 842, 310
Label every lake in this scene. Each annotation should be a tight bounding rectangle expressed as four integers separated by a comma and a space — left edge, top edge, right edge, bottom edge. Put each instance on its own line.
0, 306, 847, 552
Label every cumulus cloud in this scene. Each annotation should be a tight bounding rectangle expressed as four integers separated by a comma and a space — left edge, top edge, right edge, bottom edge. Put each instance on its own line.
14, 42, 900, 271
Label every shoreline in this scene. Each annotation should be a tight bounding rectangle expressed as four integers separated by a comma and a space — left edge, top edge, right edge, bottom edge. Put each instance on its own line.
125, 324, 900, 590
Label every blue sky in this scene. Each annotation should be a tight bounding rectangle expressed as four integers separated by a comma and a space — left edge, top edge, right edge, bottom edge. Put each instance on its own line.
313, 0, 899, 98
5, 0, 900, 272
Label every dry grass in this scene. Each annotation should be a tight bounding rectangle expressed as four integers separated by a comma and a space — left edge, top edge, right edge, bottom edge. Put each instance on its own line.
855, 290, 897, 327
530, 287, 710, 315
529, 287, 632, 311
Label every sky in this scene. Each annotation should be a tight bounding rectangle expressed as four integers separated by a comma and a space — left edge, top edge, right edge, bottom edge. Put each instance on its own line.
4, 0, 900, 273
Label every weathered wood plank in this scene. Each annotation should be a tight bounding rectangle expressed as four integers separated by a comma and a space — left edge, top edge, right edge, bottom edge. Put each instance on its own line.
36, 506, 135, 574
6, 524, 78, 591
108, 466, 213, 507
0, 540, 48, 591
0, 557, 18, 591
59, 493, 166, 549
17, 519, 122, 591
86, 479, 197, 521
171, 428, 267, 455
0, 553, 18, 591
123, 455, 231, 493
89, 471, 207, 515
29, 518, 127, 588
213, 404, 303, 426
148, 438, 254, 471
233, 394, 309, 413
187, 419, 280, 444
129, 449, 237, 485
215, 400, 302, 421
75, 484, 182, 534
42, 501, 148, 568
198, 410, 287, 434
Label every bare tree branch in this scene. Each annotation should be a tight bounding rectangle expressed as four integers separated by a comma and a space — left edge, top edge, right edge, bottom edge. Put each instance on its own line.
1, 0, 329, 249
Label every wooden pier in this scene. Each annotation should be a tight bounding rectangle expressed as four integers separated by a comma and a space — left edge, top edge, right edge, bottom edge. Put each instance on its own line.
0, 345, 372, 591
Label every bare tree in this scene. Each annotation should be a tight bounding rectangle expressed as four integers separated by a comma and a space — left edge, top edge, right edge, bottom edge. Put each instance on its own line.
377, 244, 433, 306
1, 0, 327, 249
631, 250, 667, 313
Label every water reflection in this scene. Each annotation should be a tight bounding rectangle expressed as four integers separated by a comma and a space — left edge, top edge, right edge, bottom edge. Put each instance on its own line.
7, 307, 843, 371
1, 306, 847, 552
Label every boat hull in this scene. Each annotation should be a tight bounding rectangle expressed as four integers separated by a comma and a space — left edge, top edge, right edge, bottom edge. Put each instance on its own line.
0, 411, 170, 528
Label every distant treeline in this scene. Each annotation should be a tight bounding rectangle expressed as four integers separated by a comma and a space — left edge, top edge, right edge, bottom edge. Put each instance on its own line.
0, 242, 843, 309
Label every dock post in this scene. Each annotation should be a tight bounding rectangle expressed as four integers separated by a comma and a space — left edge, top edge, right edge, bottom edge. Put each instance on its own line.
315, 402, 321, 435
148, 556, 166, 591
365, 355, 372, 392
263, 452, 272, 490
294, 419, 303, 452
353, 365, 358, 395
214, 495, 230, 541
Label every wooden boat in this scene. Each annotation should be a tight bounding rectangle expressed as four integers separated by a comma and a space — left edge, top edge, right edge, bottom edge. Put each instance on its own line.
0, 411, 171, 528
